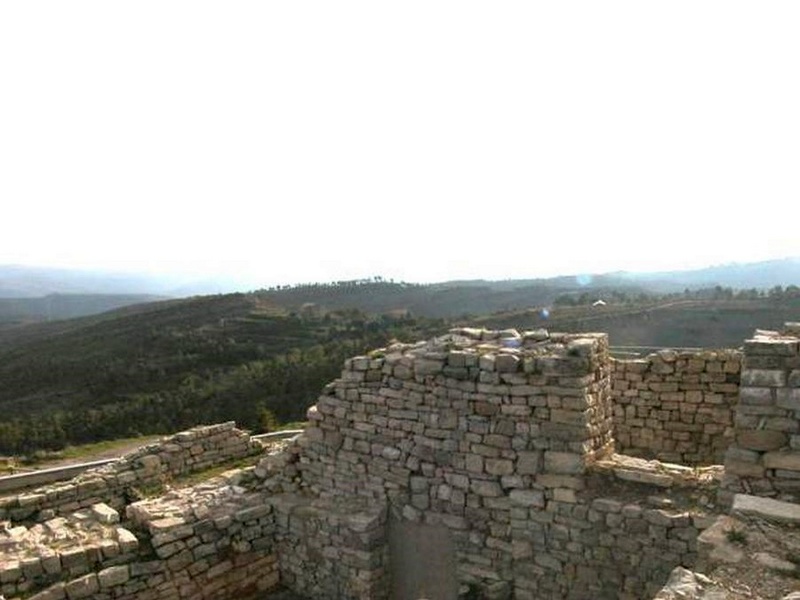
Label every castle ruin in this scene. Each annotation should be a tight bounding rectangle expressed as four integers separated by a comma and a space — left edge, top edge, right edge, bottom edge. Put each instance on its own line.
3, 324, 800, 599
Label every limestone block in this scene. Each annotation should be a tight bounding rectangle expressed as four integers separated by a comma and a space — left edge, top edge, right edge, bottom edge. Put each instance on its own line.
98, 565, 130, 588
485, 458, 514, 476
509, 490, 545, 508
415, 358, 444, 376
736, 430, 787, 452
116, 527, 139, 553
763, 450, 800, 471
789, 370, 800, 387
745, 339, 799, 356
741, 369, 787, 387
91, 503, 119, 524
516, 451, 541, 475
65, 573, 99, 599
544, 451, 584, 475
0, 560, 21, 584
613, 468, 672, 488
776, 388, 800, 411
754, 552, 796, 573
28, 584, 67, 600
471, 480, 503, 497
137, 454, 161, 471
738, 387, 774, 405
495, 353, 520, 373
732, 494, 800, 524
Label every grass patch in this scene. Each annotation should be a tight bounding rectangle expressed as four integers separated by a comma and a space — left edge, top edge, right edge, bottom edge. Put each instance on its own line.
725, 527, 748, 545
20, 435, 164, 466
275, 421, 307, 432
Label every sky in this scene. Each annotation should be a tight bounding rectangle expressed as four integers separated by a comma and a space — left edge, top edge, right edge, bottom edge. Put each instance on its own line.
1, 2, 799, 289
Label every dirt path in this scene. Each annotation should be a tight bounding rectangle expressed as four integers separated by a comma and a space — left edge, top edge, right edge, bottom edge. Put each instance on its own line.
11, 435, 164, 473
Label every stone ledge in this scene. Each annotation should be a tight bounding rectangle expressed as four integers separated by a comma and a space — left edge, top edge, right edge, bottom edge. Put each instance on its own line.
732, 494, 800, 525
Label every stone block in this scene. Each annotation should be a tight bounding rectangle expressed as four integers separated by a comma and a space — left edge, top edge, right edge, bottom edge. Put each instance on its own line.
744, 339, 799, 356
777, 388, 800, 411
98, 565, 130, 588
736, 430, 787, 452
732, 494, 800, 524
90, 503, 120, 524
471, 480, 503, 497
495, 353, 520, 373
509, 490, 545, 508
485, 458, 514, 476
614, 468, 672, 488
741, 369, 787, 388
763, 450, 800, 471
116, 528, 139, 553
516, 451, 541, 475
544, 451, 584, 475
65, 574, 99, 599
738, 387, 774, 406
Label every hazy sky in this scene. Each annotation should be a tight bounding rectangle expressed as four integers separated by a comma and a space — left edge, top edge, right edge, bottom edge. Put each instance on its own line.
2, 2, 798, 287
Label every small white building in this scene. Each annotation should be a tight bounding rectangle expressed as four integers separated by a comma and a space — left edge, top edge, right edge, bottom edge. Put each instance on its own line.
592, 299, 607, 307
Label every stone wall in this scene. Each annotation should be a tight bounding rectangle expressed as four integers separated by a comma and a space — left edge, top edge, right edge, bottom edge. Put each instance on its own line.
1, 469, 280, 600
12, 324, 800, 599
722, 324, 800, 503
0, 422, 261, 522
289, 327, 719, 599
611, 350, 741, 465
1, 439, 389, 600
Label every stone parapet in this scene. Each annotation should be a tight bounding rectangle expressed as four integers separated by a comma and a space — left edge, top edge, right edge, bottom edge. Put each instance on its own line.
722, 325, 800, 503
0, 422, 261, 523
612, 350, 740, 465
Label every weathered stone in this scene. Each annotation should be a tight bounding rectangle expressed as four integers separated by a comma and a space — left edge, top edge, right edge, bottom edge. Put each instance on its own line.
91, 502, 119, 524
733, 494, 800, 524
763, 451, 800, 472
509, 490, 545, 508
741, 369, 787, 387
64, 573, 99, 599
754, 552, 796, 573
736, 430, 787, 451
495, 353, 520, 373
98, 565, 130, 588
614, 468, 672, 488
544, 451, 584, 474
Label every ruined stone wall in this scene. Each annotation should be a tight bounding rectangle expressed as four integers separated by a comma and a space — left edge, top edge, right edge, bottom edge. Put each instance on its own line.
2, 438, 390, 600
12, 323, 790, 599
611, 350, 740, 465
1, 469, 280, 600
0, 422, 261, 523
722, 324, 800, 503
286, 328, 720, 599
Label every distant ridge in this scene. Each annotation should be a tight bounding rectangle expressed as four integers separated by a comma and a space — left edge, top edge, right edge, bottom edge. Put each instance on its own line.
2, 257, 799, 314
0, 293, 167, 324
617, 257, 800, 292
0, 265, 243, 298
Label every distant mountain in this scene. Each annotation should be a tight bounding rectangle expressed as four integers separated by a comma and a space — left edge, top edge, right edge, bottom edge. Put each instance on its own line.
3, 258, 799, 319
0, 265, 245, 298
0, 293, 167, 325
617, 258, 800, 292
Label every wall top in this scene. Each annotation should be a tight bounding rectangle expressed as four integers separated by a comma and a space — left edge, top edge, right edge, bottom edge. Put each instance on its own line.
342, 328, 608, 381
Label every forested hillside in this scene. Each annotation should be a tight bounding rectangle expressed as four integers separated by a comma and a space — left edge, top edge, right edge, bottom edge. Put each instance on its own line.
0, 293, 445, 454
1, 283, 798, 457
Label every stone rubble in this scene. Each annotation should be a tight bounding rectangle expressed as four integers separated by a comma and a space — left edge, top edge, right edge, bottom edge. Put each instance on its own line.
0, 422, 261, 523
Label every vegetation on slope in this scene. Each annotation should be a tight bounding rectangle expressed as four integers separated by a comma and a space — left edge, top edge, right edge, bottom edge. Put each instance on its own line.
1, 282, 798, 457
0, 293, 445, 455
